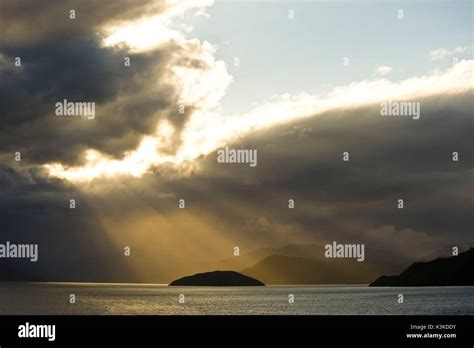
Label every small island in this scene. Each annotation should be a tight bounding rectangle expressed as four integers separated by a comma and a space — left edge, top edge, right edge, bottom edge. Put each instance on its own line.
169, 270, 265, 286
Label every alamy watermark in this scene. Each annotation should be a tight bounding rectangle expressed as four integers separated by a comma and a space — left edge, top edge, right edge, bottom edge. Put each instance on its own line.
324, 241, 365, 262
0, 241, 38, 262
217, 147, 257, 167
18, 322, 55, 342
380, 101, 420, 120
55, 99, 95, 119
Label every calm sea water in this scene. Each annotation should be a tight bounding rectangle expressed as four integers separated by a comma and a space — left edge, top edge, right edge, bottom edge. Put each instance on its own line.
0, 282, 472, 315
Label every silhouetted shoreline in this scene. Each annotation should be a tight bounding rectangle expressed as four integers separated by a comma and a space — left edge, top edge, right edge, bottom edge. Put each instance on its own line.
370, 248, 474, 286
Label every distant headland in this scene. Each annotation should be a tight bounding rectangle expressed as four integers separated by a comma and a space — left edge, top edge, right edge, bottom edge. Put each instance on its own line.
169, 270, 265, 286
370, 247, 474, 286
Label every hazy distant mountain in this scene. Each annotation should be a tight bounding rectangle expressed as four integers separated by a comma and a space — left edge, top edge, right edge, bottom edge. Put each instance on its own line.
133, 244, 328, 283
370, 248, 474, 286
241, 254, 402, 284
126, 243, 402, 283
0, 243, 405, 284
169, 270, 264, 286
215, 244, 327, 271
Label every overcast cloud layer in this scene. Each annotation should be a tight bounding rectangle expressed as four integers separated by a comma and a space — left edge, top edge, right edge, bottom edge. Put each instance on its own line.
0, 0, 472, 281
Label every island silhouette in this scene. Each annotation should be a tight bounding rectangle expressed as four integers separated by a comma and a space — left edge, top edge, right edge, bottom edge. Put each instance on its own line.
370, 247, 474, 286
169, 270, 265, 286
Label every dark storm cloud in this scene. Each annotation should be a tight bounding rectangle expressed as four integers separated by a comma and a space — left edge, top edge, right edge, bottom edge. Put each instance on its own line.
0, 0, 162, 46
0, 0, 199, 165
158, 92, 473, 255
0, 0, 215, 281
0, 164, 138, 281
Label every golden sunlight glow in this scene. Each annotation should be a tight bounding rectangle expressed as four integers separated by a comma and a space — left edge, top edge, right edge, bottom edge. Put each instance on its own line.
102, 0, 213, 52
103, 14, 178, 51
45, 121, 177, 181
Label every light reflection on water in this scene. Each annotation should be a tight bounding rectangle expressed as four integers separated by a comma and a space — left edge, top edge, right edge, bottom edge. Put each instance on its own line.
0, 282, 472, 315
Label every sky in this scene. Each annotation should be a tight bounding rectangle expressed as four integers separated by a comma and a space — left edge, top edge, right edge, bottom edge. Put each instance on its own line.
0, 0, 472, 282
186, 0, 473, 114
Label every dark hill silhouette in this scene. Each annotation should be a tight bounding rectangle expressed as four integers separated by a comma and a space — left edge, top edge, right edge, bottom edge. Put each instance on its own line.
169, 270, 265, 286
214, 244, 327, 272
370, 248, 474, 286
